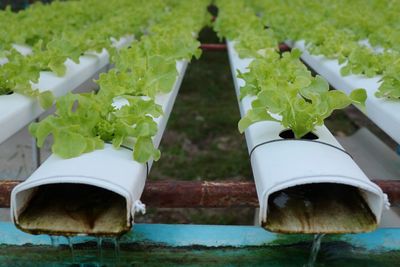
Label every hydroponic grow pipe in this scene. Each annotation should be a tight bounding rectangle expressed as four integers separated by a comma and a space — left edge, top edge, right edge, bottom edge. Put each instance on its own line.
0, 179, 399, 208
288, 40, 400, 145
10, 61, 188, 236
0, 44, 32, 65
0, 36, 133, 145
227, 40, 389, 234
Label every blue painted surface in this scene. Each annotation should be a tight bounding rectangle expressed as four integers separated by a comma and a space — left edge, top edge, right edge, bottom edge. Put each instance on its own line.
127, 224, 282, 247
0, 222, 399, 251
344, 229, 400, 251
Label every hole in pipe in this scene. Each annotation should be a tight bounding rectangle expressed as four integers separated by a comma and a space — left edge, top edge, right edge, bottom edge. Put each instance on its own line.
264, 183, 377, 234
279, 129, 318, 140
1, 89, 13, 95
17, 184, 129, 236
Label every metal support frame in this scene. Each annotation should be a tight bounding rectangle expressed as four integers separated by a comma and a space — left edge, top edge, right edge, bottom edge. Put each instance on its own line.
0, 179, 399, 208
31, 118, 40, 169
200, 43, 291, 52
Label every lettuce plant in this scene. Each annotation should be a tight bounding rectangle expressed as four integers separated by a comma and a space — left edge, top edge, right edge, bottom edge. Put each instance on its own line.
29, 0, 210, 163
246, 0, 400, 99
215, 0, 367, 138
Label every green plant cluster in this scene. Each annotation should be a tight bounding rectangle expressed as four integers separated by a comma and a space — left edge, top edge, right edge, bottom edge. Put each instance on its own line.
30, 0, 210, 163
246, 0, 400, 99
0, 0, 163, 105
214, 0, 366, 139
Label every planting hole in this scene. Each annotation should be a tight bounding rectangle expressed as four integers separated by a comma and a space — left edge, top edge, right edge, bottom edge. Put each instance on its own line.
1, 88, 13, 95
264, 183, 377, 234
17, 184, 129, 236
279, 129, 318, 140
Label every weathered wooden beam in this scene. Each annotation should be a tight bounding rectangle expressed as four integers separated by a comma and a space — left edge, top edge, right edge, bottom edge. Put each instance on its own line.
0, 180, 399, 208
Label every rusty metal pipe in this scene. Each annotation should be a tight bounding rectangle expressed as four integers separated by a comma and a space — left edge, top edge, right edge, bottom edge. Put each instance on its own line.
200, 43, 227, 51
0, 180, 18, 208
200, 43, 290, 53
0, 180, 399, 208
278, 43, 291, 52
141, 180, 258, 208
373, 180, 400, 207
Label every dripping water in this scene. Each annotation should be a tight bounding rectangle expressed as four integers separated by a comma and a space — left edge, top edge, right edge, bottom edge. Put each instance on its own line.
113, 237, 121, 263
97, 237, 103, 265
49, 235, 60, 247
49, 235, 61, 265
66, 236, 75, 263
305, 234, 325, 267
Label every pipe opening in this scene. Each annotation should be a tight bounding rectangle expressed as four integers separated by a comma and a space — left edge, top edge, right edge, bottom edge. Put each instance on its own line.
264, 183, 377, 234
16, 183, 129, 236
279, 129, 318, 140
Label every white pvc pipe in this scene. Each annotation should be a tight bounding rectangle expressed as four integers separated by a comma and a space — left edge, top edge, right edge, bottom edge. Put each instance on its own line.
31, 118, 41, 169
0, 36, 134, 145
0, 44, 32, 65
227, 41, 389, 229
291, 40, 400, 145
10, 60, 188, 236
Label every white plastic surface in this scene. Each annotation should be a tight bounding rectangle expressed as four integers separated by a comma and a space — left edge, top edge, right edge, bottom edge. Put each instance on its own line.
227, 41, 388, 226
292, 40, 400, 144
0, 36, 134, 145
10, 60, 188, 232
0, 44, 32, 65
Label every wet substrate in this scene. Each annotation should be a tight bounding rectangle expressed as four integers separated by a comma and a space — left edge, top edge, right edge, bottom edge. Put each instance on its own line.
17, 184, 128, 236
265, 183, 377, 234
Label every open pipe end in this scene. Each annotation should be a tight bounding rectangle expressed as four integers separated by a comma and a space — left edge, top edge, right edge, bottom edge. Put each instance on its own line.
263, 183, 377, 234
16, 184, 130, 236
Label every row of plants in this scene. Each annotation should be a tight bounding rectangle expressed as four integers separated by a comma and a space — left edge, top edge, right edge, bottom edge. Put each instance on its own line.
214, 0, 366, 139
29, 0, 211, 163
0, 0, 128, 53
0, 0, 165, 105
246, 0, 400, 99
